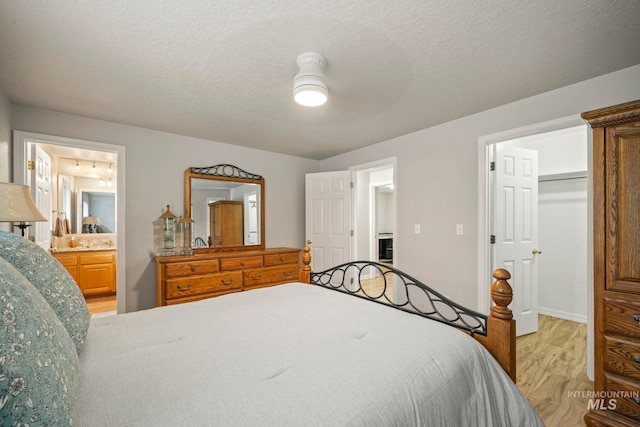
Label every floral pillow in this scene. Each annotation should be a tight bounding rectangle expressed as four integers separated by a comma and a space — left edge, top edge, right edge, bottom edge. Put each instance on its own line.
0, 231, 89, 352
0, 256, 78, 425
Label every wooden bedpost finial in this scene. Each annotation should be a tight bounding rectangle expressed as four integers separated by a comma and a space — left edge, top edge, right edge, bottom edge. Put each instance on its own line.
301, 243, 312, 284
490, 268, 513, 321
302, 245, 311, 272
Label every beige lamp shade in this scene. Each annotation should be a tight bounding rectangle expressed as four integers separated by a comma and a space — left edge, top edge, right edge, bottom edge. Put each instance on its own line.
0, 182, 47, 222
82, 216, 101, 225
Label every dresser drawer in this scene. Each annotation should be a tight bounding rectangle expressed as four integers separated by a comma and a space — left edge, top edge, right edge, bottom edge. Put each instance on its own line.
264, 252, 300, 266
165, 272, 242, 300
244, 266, 299, 289
605, 335, 640, 382
220, 256, 262, 271
165, 260, 219, 278
605, 374, 640, 421
605, 298, 640, 340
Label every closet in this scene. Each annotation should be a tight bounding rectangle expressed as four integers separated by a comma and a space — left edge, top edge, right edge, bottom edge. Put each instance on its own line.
583, 99, 640, 426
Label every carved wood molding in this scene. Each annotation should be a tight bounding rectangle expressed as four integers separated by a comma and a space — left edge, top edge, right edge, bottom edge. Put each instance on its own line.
582, 99, 640, 128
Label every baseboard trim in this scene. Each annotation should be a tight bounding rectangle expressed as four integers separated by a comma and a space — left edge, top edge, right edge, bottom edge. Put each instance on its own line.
539, 307, 587, 324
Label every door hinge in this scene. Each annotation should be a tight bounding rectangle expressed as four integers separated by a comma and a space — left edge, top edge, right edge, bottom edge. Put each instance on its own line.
27, 160, 35, 171
350, 277, 354, 284
490, 235, 496, 244
350, 181, 354, 189
490, 161, 495, 172
350, 229, 354, 237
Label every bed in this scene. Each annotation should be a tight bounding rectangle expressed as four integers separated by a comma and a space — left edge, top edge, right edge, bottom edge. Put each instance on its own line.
0, 234, 543, 426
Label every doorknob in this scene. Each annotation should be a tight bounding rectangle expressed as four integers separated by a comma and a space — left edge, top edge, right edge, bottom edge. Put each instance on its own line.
306, 239, 312, 245
532, 248, 543, 255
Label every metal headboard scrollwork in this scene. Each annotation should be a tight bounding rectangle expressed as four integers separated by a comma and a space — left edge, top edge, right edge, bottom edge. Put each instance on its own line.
310, 261, 488, 336
189, 164, 262, 181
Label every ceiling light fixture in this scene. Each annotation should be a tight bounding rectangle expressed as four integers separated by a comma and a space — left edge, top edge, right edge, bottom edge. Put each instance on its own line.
107, 163, 113, 173
293, 52, 328, 107
92, 162, 97, 170
75, 160, 80, 170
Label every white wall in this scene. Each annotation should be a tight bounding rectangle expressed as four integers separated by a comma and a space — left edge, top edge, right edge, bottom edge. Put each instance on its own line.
355, 171, 371, 260
0, 92, 12, 232
11, 106, 319, 311
319, 64, 640, 309
507, 125, 588, 175
0, 92, 11, 182
538, 178, 587, 321
376, 191, 393, 234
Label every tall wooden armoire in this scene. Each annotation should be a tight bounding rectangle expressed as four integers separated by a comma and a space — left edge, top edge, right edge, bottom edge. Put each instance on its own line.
209, 200, 243, 246
583, 99, 640, 426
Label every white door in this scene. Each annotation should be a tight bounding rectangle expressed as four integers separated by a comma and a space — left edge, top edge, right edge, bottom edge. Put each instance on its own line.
494, 144, 540, 336
30, 144, 52, 249
305, 171, 352, 273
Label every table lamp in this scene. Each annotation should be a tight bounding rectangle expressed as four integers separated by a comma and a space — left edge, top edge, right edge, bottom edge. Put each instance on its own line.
82, 216, 101, 233
0, 182, 47, 236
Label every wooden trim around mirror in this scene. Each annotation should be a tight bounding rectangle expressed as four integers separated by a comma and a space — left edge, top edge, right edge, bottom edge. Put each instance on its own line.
185, 164, 265, 253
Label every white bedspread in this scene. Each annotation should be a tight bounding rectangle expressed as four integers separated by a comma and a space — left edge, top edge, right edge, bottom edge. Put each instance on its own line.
75, 283, 543, 426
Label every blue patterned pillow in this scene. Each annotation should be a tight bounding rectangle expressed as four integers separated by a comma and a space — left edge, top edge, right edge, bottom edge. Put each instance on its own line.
0, 257, 78, 425
0, 231, 89, 352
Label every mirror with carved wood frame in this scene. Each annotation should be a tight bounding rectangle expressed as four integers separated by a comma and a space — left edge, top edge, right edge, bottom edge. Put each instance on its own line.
185, 165, 265, 253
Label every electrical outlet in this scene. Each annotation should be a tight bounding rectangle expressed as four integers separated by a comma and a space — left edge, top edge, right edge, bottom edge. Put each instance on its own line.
414, 224, 421, 234
456, 224, 463, 235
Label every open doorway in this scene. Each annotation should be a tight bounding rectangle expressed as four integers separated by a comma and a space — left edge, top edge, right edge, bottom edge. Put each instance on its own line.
477, 115, 594, 379
304, 157, 396, 269
304, 159, 396, 301
373, 184, 394, 265
13, 131, 125, 315
352, 159, 396, 263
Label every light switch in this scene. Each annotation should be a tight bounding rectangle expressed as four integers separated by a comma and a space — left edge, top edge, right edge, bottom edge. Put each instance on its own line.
456, 224, 463, 235
414, 224, 421, 234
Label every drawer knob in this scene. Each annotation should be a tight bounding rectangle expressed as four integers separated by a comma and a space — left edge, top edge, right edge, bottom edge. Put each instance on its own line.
283, 270, 293, 276
221, 278, 234, 286
633, 356, 640, 364
633, 314, 640, 324
241, 261, 246, 266
177, 283, 192, 292
191, 266, 197, 272
280, 257, 285, 262
250, 274, 263, 280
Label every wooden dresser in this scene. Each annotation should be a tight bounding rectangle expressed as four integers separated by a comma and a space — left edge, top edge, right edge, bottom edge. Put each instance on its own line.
583, 100, 640, 427
155, 247, 301, 306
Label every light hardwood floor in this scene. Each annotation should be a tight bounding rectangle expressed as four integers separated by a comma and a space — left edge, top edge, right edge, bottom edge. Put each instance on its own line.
360, 273, 395, 301
86, 295, 117, 318
517, 315, 592, 426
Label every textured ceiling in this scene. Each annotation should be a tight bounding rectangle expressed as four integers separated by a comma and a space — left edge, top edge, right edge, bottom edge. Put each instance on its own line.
1, 1, 639, 160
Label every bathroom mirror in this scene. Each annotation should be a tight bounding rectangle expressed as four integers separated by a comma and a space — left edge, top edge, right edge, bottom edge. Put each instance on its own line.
185, 165, 265, 253
76, 189, 116, 233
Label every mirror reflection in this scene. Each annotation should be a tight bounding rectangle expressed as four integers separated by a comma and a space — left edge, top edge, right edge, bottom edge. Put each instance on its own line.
77, 190, 116, 233
190, 179, 261, 247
